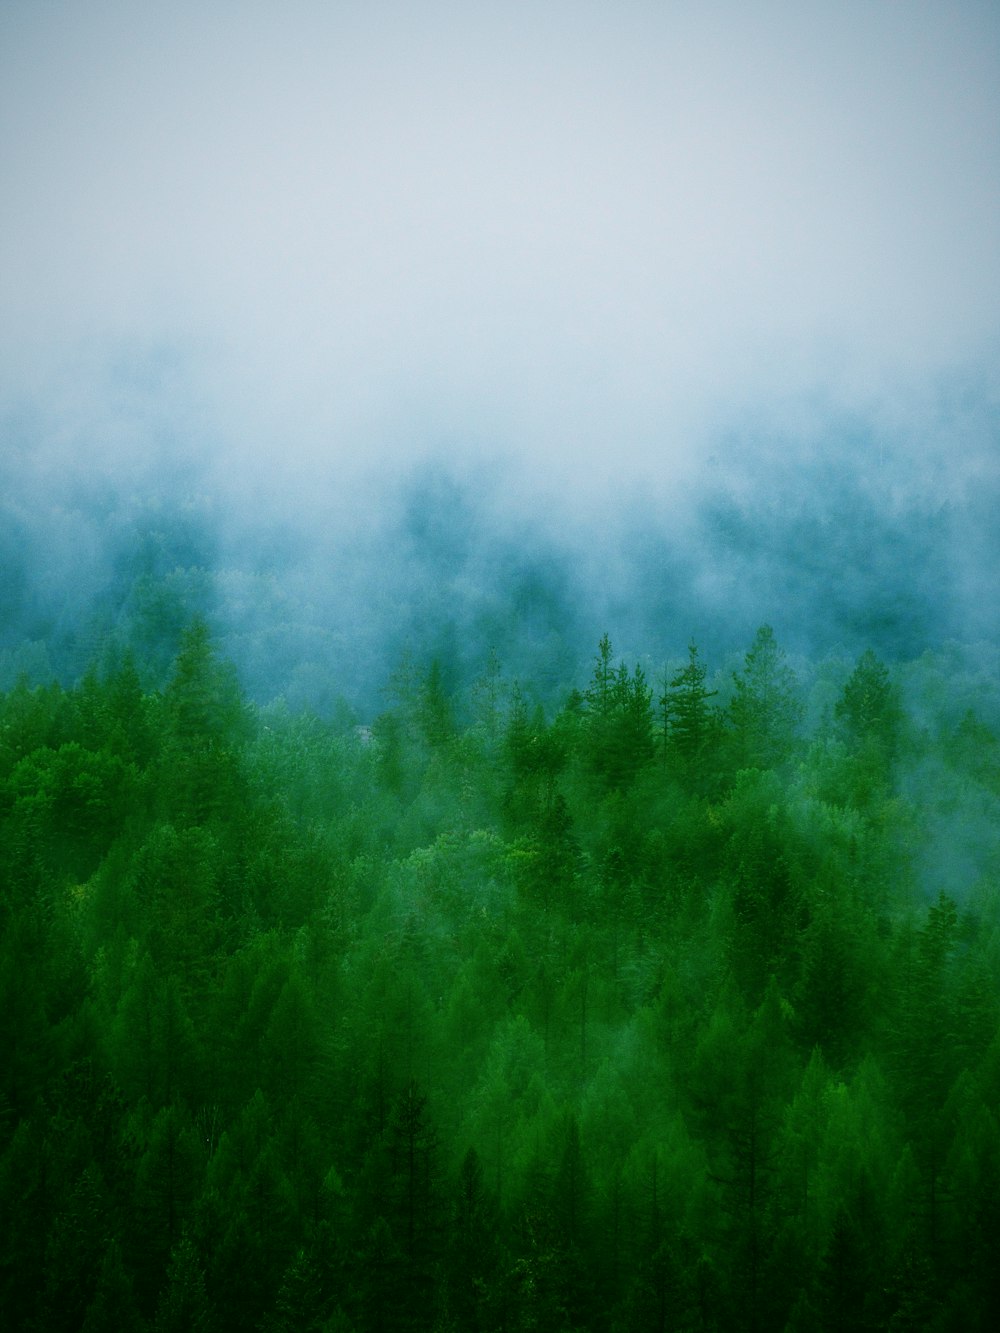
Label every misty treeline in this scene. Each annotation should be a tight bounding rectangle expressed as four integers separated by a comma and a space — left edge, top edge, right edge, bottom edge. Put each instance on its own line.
3, 424, 1000, 716
3, 594, 1000, 1331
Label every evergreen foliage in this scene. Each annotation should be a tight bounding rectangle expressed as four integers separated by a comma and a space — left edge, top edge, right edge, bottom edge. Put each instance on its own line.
1, 623, 999, 1328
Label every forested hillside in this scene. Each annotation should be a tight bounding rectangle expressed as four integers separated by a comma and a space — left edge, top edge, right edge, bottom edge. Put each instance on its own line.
2, 617, 1000, 1331
4, 0, 999, 1324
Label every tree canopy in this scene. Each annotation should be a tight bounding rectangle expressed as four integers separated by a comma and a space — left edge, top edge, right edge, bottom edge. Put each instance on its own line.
2, 623, 998, 1330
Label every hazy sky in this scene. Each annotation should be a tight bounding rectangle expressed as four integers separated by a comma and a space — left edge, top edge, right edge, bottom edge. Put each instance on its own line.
2, 0, 998, 496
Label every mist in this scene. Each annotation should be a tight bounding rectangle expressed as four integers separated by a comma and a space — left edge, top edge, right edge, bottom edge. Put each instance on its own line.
3, 360, 998, 725
6, 9, 1000, 1325
2, 0, 999, 707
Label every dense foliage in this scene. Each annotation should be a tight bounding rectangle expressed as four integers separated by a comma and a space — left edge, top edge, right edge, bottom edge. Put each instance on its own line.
2, 620, 1000, 1330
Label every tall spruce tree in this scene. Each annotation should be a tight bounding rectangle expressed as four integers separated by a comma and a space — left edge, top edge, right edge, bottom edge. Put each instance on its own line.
729, 625, 803, 770
661, 642, 718, 790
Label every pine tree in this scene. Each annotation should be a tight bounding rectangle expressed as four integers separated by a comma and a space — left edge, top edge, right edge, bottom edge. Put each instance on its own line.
661, 642, 718, 790
154, 1232, 214, 1332
418, 658, 453, 749
835, 650, 903, 798
729, 625, 802, 770
160, 618, 248, 824
586, 633, 616, 720
446, 1147, 500, 1333
82, 1238, 144, 1333
582, 636, 654, 788
131, 1103, 203, 1307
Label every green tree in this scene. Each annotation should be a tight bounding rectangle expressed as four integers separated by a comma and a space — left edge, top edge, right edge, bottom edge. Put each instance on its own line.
814, 1206, 877, 1333
0, 1118, 56, 1327
258, 967, 325, 1110
445, 1147, 501, 1333
721, 771, 805, 1005
0, 907, 64, 1121
38, 1164, 111, 1333
263, 1246, 329, 1333
795, 906, 870, 1067
521, 789, 581, 916
661, 642, 718, 791
154, 1232, 214, 1333
111, 956, 202, 1108
836, 649, 900, 749
834, 649, 903, 804
586, 633, 616, 720
894, 893, 960, 1124
204, 1092, 296, 1326
729, 625, 803, 770
82, 1237, 144, 1333
385, 1079, 442, 1328
467, 1015, 549, 1209
130, 1102, 203, 1307
690, 981, 797, 1331
417, 657, 454, 750
126, 822, 221, 996
159, 618, 249, 825
106, 649, 155, 765
470, 645, 506, 747
581, 636, 655, 788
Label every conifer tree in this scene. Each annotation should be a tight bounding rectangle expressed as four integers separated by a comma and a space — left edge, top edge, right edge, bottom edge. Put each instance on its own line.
729, 625, 802, 769
835, 648, 902, 774
582, 636, 654, 788
661, 642, 718, 790
154, 1232, 214, 1333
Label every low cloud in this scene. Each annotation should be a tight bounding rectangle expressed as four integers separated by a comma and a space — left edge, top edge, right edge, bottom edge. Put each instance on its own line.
2, 0, 998, 494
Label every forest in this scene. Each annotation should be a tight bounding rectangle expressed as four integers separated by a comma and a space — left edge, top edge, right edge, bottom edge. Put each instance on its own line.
2, 599, 1000, 1332
4, 0, 999, 1323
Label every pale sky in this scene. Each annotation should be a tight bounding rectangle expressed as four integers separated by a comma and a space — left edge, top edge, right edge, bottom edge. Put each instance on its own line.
2, 0, 998, 494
